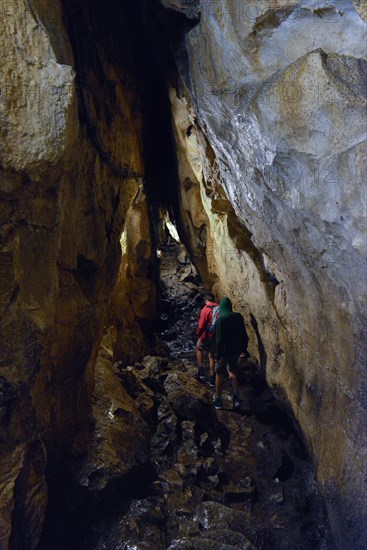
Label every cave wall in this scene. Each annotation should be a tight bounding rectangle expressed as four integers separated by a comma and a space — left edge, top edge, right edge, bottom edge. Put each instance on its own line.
164, 1, 367, 547
0, 0, 366, 548
110, 187, 157, 365
0, 1, 155, 547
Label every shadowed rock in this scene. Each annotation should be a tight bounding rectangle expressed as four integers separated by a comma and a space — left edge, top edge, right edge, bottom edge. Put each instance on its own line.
164, 371, 218, 433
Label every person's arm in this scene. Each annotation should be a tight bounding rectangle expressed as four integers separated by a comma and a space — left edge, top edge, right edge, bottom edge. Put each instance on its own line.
196, 307, 208, 337
216, 317, 223, 358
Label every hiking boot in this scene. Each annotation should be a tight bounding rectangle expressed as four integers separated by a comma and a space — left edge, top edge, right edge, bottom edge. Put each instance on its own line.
208, 375, 215, 388
214, 396, 223, 410
233, 396, 241, 410
198, 368, 206, 381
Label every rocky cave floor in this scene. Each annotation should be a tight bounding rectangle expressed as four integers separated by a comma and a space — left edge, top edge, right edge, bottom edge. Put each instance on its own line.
38, 241, 334, 550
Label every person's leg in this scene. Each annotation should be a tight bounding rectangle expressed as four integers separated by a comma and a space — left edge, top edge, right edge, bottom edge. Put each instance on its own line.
206, 346, 216, 387
196, 339, 206, 380
214, 359, 225, 409
228, 369, 239, 395
208, 351, 215, 377
215, 372, 225, 397
227, 356, 240, 408
196, 343, 203, 368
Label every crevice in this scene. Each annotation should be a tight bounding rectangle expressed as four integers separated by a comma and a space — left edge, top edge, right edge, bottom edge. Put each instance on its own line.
251, 6, 296, 35
37, 460, 157, 550
4, 285, 20, 314
113, 0, 181, 213
62, 0, 144, 181
250, 313, 267, 372
73, 254, 100, 303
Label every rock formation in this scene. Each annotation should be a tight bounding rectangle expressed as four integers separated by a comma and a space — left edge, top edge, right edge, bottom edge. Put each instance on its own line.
0, 0, 366, 548
0, 1, 154, 547
37, 285, 334, 550
164, 1, 367, 547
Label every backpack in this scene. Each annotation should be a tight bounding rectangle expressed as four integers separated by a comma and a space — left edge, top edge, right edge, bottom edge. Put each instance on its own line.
205, 305, 219, 340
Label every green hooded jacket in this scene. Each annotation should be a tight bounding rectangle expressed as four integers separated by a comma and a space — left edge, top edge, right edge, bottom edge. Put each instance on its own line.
216, 297, 248, 358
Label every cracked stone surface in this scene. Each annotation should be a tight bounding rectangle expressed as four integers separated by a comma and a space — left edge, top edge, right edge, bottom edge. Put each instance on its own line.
0, 1, 365, 548
0, 2, 152, 547
164, 1, 367, 546
91, 354, 332, 550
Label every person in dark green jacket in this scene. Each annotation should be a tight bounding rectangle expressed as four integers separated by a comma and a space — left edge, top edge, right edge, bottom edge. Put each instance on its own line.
214, 297, 248, 410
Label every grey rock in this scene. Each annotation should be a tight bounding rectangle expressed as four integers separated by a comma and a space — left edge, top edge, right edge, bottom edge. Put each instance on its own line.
182, 420, 196, 442
269, 478, 284, 504
164, 372, 218, 432
142, 355, 168, 374
95, 497, 166, 550
160, 0, 200, 20
167, 538, 237, 550
205, 529, 257, 550
194, 501, 257, 541
207, 475, 220, 488
170, 1, 367, 546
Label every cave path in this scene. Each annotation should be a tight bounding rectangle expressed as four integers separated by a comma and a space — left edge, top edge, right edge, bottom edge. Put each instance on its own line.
37, 240, 333, 550
94, 239, 332, 550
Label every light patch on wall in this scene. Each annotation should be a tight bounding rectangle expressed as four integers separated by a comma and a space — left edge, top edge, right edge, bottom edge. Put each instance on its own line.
166, 219, 180, 242
353, 0, 367, 22
120, 229, 127, 256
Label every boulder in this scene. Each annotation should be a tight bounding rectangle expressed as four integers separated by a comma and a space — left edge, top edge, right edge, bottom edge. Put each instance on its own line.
76, 352, 150, 491
164, 372, 218, 433
194, 501, 258, 544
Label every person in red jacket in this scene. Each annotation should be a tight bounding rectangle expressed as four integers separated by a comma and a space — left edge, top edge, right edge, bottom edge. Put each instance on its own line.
196, 292, 218, 387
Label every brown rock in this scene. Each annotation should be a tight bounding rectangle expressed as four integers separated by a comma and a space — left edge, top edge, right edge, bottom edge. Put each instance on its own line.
76, 351, 150, 491
164, 372, 218, 432
0, 1, 149, 545
194, 501, 258, 542
95, 497, 166, 550
114, 365, 153, 400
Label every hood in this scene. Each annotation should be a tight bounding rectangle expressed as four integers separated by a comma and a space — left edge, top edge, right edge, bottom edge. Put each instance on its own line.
219, 297, 233, 314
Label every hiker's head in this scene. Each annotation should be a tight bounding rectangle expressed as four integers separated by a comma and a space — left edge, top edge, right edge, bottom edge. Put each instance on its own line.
220, 297, 232, 312
204, 292, 215, 304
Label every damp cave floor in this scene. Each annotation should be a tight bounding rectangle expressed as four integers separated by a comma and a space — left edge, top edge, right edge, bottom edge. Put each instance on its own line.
36, 240, 334, 550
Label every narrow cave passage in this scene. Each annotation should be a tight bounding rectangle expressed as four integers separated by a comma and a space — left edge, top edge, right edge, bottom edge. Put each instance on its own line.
37, 232, 332, 550
156, 232, 204, 357
30, 2, 331, 549
2, 0, 365, 548
63, 0, 190, 214
31, 1, 334, 548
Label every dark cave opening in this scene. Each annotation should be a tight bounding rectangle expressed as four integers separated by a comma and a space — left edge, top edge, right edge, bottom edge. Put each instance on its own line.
124, 0, 180, 213
36, 459, 158, 550
62, 0, 195, 216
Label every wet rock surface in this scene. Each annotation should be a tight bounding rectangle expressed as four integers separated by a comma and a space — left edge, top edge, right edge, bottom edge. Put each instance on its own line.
156, 241, 204, 356
1, 2, 148, 545
37, 240, 333, 549
91, 355, 332, 550
1, 2, 365, 547
164, 2, 367, 545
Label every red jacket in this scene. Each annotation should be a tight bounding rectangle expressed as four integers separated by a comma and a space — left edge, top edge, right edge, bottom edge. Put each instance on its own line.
196, 302, 218, 343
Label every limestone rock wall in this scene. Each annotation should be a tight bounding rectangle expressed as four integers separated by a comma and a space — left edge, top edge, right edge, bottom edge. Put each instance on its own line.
166, 1, 367, 547
110, 187, 157, 365
0, 0, 365, 547
0, 1, 155, 547
170, 86, 280, 364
